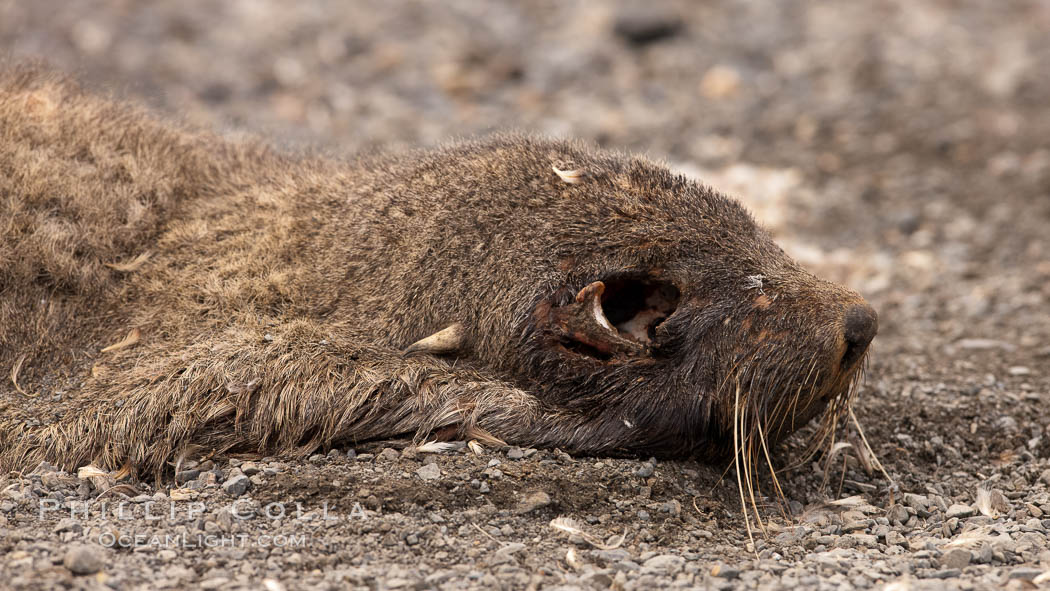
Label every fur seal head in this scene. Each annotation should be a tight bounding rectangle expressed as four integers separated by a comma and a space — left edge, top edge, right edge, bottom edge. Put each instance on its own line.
365, 138, 877, 461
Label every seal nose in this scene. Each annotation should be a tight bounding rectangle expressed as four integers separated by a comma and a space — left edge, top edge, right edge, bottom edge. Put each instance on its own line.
841, 303, 878, 368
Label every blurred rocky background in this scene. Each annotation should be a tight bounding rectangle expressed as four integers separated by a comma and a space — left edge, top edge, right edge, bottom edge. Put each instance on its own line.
3, 1, 1050, 589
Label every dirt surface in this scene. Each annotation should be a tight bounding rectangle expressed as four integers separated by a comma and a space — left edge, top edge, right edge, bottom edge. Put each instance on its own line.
2, 1, 1050, 589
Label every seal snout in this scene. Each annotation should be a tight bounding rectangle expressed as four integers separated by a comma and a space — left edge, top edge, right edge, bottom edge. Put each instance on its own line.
841, 302, 878, 368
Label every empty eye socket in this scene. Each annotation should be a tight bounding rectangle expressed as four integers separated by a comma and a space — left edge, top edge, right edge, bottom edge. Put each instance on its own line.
601, 276, 681, 343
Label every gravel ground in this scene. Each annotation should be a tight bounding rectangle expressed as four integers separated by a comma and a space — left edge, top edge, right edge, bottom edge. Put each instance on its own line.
2, 1, 1050, 589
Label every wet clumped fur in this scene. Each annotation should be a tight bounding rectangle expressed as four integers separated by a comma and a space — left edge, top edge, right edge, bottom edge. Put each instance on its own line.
0, 63, 878, 481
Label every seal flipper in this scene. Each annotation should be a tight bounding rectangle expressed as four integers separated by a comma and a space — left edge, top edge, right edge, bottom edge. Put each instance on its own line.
0, 320, 539, 478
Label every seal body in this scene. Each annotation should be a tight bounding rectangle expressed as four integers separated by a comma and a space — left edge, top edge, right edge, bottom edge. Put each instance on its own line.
0, 64, 876, 475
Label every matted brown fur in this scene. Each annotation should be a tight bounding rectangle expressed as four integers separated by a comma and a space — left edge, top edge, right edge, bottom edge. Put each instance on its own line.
0, 63, 877, 479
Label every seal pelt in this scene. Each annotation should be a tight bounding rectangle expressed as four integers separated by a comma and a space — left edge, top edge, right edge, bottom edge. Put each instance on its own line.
0, 63, 878, 478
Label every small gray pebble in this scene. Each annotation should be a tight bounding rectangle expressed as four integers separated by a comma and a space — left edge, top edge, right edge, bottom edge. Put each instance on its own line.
642, 554, 684, 573
40, 472, 66, 490
887, 504, 909, 524
945, 504, 975, 519
416, 463, 441, 481
240, 462, 261, 475
903, 494, 929, 511
222, 474, 250, 496
593, 549, 632, 563
939, 548, 971, 569
885, 530, 906, 546
930, 569, 961, 579
847, 533, 878, 547
54, 517, 82, 534
1008, 568, 1045, 580
64, 544, 105, 575
659, 500, 681, 517
712, 564, 740, 579
514, 491, 552, 514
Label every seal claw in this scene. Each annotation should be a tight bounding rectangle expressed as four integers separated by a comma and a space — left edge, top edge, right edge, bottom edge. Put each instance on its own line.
552, 164, 586, 184
403, 323, 466, 356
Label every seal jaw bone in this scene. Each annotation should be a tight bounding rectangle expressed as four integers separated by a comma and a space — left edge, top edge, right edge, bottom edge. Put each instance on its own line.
403, 323, 466, 356
547, 281, 649, 358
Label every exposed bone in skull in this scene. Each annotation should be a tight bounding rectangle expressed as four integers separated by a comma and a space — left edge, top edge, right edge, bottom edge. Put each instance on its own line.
545, 277, 680, 360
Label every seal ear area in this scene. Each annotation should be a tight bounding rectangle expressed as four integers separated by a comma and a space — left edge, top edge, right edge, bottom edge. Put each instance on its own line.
540, 275, 681, 361
403, 323, 467, 357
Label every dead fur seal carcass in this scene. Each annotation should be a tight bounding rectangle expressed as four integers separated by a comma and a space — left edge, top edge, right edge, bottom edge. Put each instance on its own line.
0, 64, 877, 478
